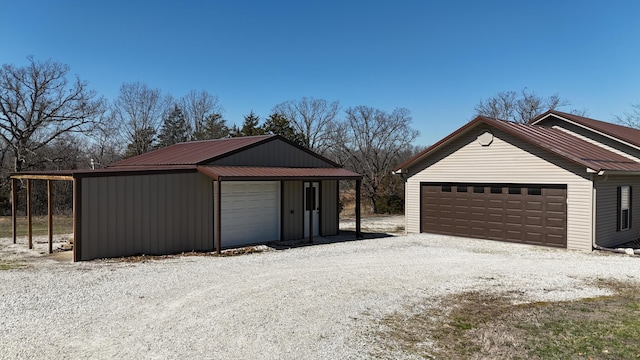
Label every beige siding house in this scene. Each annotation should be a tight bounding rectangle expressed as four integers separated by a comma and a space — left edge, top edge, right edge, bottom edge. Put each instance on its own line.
395, 110, 640, 251
12, 135, 362, 261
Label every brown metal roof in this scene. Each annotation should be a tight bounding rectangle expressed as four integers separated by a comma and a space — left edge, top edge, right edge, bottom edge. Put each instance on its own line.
532, 110, 640, 149
395, 115, 640, 174
109, 135, 274, 167
197, 166, 362, 181
492, 118, 640, 172
10, 165, 197, 179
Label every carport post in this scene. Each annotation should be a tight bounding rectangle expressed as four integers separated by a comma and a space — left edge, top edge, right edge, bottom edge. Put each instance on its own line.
11, 178, 17, 244
215, 179, 222, 254
47, 180, 53, 254
356, 179, 362, 239
27, 179, 32, 249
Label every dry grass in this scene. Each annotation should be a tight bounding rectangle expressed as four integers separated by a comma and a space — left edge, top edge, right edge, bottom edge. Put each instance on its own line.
371, 280, 640, 359
102, 246, 270, 263
0, 215, 73, 238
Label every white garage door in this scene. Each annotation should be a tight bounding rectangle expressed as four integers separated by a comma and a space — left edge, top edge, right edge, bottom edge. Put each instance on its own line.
220, 181, 280, 247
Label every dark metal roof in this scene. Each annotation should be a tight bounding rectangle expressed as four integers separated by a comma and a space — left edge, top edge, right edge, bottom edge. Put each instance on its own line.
494, 119, 640, 172
10, 165, 197, 179
532, 110, 640, 149
197, 166, 362, 181
395, 115, 640, 173
109, 135, 274, 167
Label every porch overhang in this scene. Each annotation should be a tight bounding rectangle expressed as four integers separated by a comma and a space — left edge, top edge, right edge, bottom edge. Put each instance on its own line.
197, 165, 363, 253
196, 165, 362, 181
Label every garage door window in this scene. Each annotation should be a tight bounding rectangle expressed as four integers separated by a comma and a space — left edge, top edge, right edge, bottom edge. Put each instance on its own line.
508, 187, 521, 195
528, 187, 542, 196
618, 186, 632, 231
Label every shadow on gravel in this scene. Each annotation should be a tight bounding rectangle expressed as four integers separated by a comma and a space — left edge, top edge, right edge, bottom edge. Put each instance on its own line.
267, 230, 395, 250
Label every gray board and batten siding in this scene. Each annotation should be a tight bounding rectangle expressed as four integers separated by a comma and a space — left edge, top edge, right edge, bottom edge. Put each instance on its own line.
321, 180, 339, 236
79, 172, 341, 260
282, 181, 304, 240
594, 175, 640, 248
207, 139, 336, 168
281, 180, 340, 240
80, 172, 213, 261
404, 126, 593, 251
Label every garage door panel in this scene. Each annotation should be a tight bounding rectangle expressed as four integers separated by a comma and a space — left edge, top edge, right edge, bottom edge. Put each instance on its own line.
421, 183, 566, 248
221, 181, 280, 247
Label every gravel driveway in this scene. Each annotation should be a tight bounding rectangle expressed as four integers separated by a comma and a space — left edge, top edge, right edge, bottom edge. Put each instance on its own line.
1, 230, 639, 359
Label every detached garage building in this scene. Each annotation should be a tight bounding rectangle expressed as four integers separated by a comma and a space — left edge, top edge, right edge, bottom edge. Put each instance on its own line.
11, 135, 362, 261
394, 110, 640, 251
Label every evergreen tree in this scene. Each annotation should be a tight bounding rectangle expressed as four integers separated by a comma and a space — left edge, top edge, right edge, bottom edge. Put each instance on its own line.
192, 113, 229, 140
263, 112, 306, 146
157, 104, 191, 147
125, 126, 156, 157
231, 111, 265, 137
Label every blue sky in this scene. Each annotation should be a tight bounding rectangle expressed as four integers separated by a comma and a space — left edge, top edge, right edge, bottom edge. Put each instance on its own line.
2, 0, 640, 146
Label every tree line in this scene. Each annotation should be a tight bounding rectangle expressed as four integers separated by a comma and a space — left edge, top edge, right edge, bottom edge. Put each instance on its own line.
4, 57, 637, 217
0, 57, 421, 215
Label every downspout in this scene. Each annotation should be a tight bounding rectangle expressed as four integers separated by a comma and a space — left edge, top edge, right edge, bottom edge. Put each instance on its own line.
591, 173, 639, 255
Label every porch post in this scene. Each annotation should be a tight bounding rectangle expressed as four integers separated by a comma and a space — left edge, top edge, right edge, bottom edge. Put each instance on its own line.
47, 180, 53, 254
356, 179, 362, 239
215, 179, 222, 254
27, 179, 32, 249
73, 178, 80, 262
11, 178, 17, 244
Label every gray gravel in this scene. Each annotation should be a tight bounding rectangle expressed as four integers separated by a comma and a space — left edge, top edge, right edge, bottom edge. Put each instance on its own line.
1, 232, 639, 359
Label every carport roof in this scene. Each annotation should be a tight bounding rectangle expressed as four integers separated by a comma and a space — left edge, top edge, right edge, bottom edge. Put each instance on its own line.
395, 115, 640, 174
197, 166, 362, 181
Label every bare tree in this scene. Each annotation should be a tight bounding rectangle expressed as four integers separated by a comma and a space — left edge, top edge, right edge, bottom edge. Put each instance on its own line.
335, 106, 419, 213
615, 103, 640, 129
475, 88, 569, 123
180, 90, 223, 140
0, 56, 105, 172
272, 97, 339, 154
112, 82, 168, 157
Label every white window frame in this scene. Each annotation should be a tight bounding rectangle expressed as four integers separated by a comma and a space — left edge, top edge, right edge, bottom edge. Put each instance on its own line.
620, 185, 631, 231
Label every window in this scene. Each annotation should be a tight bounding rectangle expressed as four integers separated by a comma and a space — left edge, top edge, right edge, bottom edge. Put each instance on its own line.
508, 187, 521, 195
442, 185, 451, 192
527, 187, 542, 196
457, 185, 468, 193
473, 186, 484, 194
618, 186, 632, 231
490, 186, 502, 194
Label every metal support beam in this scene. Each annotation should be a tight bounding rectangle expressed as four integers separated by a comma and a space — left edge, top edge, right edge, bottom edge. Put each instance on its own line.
215, 180, 222, 254
355, 179, 362, 239
11, 178, 17, 244
48, 180, 53, 254
73, 178, 80, 262
26, 179, 32, 249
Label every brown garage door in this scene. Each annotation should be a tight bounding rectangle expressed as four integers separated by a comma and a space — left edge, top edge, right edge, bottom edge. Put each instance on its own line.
420, 183, 567, 248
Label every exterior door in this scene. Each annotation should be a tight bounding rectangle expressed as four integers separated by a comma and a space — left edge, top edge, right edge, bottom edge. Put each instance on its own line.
304, 182, 320, 237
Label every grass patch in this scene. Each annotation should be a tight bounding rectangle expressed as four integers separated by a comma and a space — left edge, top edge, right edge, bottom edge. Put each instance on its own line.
0, 261, 29, 270
371, 281, 640, 359
0, 216, 73, 238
